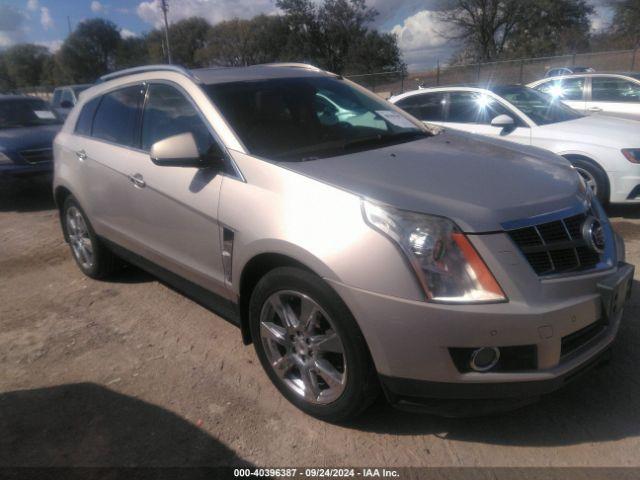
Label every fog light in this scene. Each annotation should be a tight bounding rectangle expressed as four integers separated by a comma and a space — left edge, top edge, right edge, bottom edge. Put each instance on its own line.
469, 347, 500, 372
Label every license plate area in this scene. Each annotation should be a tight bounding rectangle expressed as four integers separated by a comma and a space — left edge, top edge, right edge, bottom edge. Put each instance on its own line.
598, 263, 634, 321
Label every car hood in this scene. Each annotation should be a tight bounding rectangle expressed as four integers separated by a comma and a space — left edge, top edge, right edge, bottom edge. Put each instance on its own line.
537, 115, 640, 147
282, 130, 586, 233
0, 124, 61, 152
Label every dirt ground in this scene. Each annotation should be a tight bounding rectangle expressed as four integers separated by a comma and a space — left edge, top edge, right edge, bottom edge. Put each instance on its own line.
2, 174, 640, 469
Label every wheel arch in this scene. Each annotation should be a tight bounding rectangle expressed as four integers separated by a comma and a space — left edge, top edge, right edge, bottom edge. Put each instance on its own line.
237, 252, 318, 345
561, 153, 611, 197
54, 185, 74, 241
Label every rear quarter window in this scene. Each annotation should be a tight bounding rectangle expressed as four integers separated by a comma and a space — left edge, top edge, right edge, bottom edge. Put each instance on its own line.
74, 97, 101, 137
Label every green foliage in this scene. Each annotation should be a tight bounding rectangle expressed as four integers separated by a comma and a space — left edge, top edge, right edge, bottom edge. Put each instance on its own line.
59, 18, 122, 83
146, 17, 211, 67
2, 44, 51, 88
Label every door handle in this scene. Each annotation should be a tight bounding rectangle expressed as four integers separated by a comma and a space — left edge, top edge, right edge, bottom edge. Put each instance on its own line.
76, 149, 87, 161
587, 107, 603, 112
129, 173, 146, 188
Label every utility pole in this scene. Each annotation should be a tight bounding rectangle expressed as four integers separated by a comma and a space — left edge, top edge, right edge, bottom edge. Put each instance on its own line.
160, 0, 172, 64
67, 16, 72, 35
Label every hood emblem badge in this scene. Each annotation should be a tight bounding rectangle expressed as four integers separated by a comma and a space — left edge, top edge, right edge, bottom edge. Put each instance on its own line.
582, 216, 605, 254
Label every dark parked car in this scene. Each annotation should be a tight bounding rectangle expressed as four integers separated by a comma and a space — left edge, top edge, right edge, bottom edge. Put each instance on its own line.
0, 95, 62, 176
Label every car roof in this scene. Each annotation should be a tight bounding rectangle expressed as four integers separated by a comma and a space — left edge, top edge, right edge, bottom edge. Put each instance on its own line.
96, 63, 336, 87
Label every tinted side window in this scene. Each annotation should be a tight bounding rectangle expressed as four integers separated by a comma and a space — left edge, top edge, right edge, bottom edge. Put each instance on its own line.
74, 97, 101, 136
592, 77, 640, 103
446, 92, 512, 124
141, 84, 218, 157
396, 93, 445, 121
536, 77, 585, 101
92, 85, 145, 147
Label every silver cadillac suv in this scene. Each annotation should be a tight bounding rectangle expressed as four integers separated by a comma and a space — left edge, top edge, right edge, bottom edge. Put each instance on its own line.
53, 64, 634, 421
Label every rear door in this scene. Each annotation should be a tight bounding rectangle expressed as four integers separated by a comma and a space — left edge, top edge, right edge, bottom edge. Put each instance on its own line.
393, 92, 447, 126
442, 91, 532, 145
588, 76, 640, 120
81, 83, 148, 253
126, 82, 228, 297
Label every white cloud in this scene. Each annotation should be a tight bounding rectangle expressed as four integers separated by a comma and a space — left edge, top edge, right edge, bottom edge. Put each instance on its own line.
120, 28, 137, 39
391, 10, 447, 53
40, 6, 54, 29
91, 1, 105, 13
27, 0, 39, 12
37, 39, 63, 52
136, 0, 277, 28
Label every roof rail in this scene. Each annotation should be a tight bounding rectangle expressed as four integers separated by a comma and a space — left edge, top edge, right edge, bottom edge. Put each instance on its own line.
259, 62, 341, 76
97, 65, 197, 84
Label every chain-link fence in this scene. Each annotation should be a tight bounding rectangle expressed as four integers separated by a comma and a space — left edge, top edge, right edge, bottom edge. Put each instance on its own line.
347, 48, 640, 98
12, 86, 54, 101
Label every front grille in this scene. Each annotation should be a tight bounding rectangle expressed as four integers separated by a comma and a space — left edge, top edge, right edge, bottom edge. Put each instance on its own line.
19, 148, 53, 164
507, 212, 601, 276
561, 318, 607, 358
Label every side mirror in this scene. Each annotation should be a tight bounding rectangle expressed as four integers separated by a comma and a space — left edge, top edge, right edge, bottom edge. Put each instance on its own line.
491, 114, 515, 129
60, 100, 73, 109
150, 132, 224, 169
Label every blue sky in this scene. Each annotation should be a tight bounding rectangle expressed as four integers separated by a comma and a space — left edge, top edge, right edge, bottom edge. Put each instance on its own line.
0, 0, 614, 71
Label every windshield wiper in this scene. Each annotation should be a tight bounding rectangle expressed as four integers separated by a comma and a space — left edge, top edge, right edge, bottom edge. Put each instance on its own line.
342, 131, 427, 151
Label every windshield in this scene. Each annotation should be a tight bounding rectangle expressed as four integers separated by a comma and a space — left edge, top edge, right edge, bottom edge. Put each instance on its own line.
491, 85, 583, 126
0, 98, 62, 129
205, 76, 429, 161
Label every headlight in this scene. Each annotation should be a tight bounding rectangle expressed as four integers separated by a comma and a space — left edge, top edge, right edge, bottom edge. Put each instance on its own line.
362, 200, 506, 304
622, 149, 640, 164
0, 152, 12, 165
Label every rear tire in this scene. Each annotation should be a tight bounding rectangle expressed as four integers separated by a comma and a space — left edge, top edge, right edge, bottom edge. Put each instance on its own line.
62, 196, 119, 279
566, 156, 609, 205
249, 267, 379, 422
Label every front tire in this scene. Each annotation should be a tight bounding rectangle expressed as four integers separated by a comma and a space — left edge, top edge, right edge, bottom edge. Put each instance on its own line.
249, 267, 379, 422
63, 196, 118, 279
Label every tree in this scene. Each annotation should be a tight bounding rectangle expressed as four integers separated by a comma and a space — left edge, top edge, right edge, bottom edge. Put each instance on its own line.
195, 16, 288, 67
59, 19, 121, 82
505, 0, 593, 58
276, 0, 402, 74
2, 44, 51, 88
0, 54, 14, 92
146, 17, 211, 67
439, 0, 595, 62
437, 0, 526, 62
116, 36, 150, 69
609, 0, 640, 48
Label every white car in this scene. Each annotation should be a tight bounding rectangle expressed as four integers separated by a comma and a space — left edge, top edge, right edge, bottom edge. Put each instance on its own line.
390, 85, 640, 204
528, 73, 640, 121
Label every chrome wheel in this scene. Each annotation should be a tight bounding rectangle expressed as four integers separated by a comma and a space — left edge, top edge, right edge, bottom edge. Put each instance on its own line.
259, 290, 347, 405
66, 206, 94, 270
575, 167, 598, 195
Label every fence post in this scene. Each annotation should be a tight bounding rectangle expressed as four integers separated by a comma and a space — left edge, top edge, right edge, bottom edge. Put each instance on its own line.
401, 72, 405, 93
476, 63, 481, 82
632, 47, 638, 71
572, 52, 576, 66
436, 59, 440, 86
519, 60, 524, 84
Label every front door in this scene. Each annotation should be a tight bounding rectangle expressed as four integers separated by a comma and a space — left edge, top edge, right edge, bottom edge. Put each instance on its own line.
126, 82, 228, 297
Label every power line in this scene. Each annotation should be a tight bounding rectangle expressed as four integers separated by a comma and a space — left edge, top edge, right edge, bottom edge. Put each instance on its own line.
160, 0, 172, 64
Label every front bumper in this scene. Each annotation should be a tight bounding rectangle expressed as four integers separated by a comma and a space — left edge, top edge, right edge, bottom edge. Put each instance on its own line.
327, 261, 633, 410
